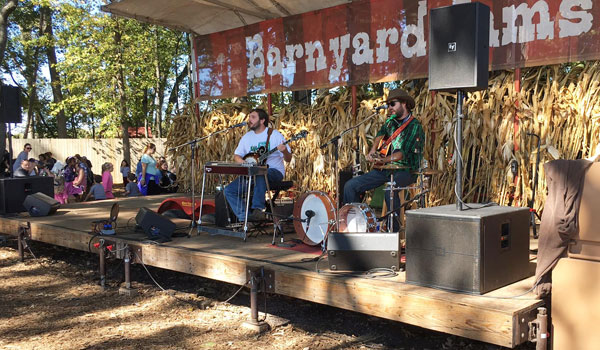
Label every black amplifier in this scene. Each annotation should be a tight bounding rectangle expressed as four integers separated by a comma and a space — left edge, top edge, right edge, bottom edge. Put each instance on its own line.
327, 232, 400, 271
405, 204, 532, 294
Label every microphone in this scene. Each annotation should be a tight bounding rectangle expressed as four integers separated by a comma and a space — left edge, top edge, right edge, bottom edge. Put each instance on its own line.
375, 104, 388, 111
229, 121, 247, 129
305, 210, 316, 230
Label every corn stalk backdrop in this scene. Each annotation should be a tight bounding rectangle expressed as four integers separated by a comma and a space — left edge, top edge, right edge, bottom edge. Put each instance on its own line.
167, 62, 600, 214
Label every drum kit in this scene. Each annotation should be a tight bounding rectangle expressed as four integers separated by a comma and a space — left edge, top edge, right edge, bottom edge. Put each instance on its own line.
291, 166, 440, 248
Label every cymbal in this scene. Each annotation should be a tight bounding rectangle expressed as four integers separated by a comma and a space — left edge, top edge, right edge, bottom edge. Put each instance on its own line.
412, 168, 443, 175
375, 164, 411, 170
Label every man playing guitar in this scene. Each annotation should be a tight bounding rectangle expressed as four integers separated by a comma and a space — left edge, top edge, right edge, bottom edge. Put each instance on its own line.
343, 89, 425, 227
224, 108, 292, 222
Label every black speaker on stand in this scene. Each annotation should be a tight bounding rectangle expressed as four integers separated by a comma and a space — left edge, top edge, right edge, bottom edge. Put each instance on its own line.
1, 85, 23, 176
135, 207, 176, 241
429, 2, 489, 210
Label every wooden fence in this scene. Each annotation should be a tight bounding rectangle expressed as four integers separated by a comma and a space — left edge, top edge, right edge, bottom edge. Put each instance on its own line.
9, 138, 167, 184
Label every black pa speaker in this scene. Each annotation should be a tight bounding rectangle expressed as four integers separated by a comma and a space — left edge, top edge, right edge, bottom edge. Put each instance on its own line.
0, 85, 22, 123
23, 192, 60, 217
135, 207, 176, 241
428, 2, 490, 92
0, 176, 54, 214
405, 204, 532, 294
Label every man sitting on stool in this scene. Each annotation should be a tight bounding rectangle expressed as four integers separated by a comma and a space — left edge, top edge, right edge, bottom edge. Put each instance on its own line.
224, 108, 292, 222
343, 89, 425, 230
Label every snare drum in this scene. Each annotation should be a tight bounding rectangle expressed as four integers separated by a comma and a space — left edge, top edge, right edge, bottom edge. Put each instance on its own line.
338, 203, 377, 233
293, 191, 336, 246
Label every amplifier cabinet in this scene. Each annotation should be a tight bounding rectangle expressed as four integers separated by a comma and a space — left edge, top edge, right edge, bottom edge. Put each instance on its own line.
327, 232, 400, 271
0, 176, 54, 214
405, 204, 531, 294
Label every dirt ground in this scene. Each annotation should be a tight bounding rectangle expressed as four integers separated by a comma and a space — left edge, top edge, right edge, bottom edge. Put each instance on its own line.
0, 238, 536, 350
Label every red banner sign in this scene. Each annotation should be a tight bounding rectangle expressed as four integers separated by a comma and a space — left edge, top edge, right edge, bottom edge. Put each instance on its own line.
192, 0, 598, 99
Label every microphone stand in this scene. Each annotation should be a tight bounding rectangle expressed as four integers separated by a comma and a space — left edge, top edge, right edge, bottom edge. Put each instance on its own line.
169, 123, 246, 237
320, 110, 381, 232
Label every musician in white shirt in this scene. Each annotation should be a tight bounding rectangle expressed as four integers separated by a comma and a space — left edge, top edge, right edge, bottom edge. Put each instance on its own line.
224, 108, 292, 222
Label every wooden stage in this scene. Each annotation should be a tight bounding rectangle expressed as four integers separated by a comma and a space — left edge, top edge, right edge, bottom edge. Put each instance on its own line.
0, 194, 543, 348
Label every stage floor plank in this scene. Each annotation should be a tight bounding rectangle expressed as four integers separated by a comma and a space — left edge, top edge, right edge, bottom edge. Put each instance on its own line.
0, 194, 543, 348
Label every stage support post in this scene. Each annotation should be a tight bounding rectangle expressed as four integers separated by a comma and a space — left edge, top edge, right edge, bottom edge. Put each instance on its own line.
98, 239, 106, 289
119, 246, 138, 296
242, 268, 270, 333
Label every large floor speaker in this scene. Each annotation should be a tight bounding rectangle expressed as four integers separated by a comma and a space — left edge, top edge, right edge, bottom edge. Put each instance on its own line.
405, 204, 532, 294
0, 176, 54, 214
0, 85, 22, 123
428, 2, 490, 92
23, 192, 60, 217
135, 207, 176, 240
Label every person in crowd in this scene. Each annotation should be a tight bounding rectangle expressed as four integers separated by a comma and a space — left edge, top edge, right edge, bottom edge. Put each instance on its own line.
101, 162, 115, 199
64, 157, 83, 200
138, 143, 162, 195
120, 160, 130, 185
224, 108, 292, 222
28, 158, 39, 175
158, 160, 178, 193
54, 176, 69, 204
0, 150, 11, 177
84, 175, 107, 201
13, 144, 31, 173
124, 172, 141, 197
14, 159, 34, 177
44, 152, 57, 168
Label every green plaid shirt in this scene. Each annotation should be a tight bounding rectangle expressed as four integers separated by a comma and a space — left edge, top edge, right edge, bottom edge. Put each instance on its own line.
375, 113, 425, 172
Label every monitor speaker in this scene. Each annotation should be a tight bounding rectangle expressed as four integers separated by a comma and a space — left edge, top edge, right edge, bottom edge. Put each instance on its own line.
135, 207, 176, 241
428, 2, 490, 92
23, 192, 60, 217
0, 85, 22, 124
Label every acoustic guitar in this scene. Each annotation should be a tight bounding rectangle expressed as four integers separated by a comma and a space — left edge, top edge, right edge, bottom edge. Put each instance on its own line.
243, 130, 308, 165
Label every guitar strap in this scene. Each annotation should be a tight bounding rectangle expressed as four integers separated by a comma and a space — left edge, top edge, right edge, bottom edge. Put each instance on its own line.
265, 128, 274, 153
380, 115, 414, 150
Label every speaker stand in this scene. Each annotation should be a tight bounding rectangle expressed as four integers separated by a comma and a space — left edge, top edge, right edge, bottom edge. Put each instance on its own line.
7, 122, 13, 177
456, 90, 465, 211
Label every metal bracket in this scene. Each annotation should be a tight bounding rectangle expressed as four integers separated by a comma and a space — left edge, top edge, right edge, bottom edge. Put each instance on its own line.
514, 306, 541, 344
18, 223, 31, 239
129, 245, 143, 263
246, 266, 275, 292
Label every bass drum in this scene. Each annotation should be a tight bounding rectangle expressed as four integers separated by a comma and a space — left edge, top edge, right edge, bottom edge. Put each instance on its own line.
293, 191, 336, 246
338, 203, 377, 233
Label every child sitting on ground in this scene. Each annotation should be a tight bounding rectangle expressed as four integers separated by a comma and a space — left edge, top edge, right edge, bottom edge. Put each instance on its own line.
85, 175, 107, 201
124, 172, 141, 197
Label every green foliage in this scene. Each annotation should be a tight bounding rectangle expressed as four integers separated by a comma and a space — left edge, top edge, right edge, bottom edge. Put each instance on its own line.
2, 0, 190, 138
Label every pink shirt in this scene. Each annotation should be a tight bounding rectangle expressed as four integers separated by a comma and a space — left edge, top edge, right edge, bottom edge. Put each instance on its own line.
102, 171, 114, 199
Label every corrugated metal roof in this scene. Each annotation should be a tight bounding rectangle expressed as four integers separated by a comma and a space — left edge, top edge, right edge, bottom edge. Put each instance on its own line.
101, 0, 353, 35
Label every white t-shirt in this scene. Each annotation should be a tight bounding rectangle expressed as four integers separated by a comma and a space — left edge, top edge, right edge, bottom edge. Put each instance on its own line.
234, 127, 289, 176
